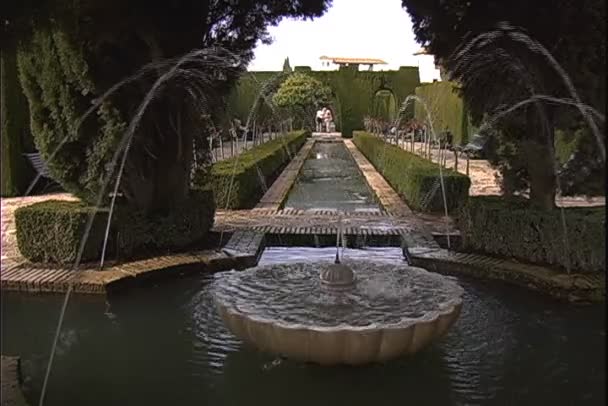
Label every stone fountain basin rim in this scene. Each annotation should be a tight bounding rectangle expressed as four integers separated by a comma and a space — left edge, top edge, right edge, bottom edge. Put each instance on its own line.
214, 295, 463, 333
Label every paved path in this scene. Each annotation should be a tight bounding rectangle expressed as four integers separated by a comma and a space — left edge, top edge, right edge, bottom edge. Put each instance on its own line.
394, 139, 606, 206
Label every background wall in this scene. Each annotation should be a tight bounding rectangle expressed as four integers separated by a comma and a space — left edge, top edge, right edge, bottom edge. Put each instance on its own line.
228, 65, 421, 137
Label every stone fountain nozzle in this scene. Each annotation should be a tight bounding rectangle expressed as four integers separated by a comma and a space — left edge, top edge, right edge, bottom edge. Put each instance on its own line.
401, 239, 412, 265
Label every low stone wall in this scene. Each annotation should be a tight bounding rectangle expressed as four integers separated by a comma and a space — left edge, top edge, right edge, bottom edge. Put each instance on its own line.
411, 248, 605, 303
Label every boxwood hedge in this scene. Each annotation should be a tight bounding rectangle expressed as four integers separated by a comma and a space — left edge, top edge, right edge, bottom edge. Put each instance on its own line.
353, 132, 470, 212
15, 189, 215, 265
199, 130, 308, 209
457, 196, 605, 273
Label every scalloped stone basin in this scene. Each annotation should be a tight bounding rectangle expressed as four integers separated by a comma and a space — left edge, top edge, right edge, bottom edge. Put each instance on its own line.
212, 261, 464, 365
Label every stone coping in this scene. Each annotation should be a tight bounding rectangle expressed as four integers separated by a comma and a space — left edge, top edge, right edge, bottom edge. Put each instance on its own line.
1, 231, 265, 295
1, 356, 28, 406
411, 248, 605, 303
255, 138, 315, 210
343, 139, 414, 218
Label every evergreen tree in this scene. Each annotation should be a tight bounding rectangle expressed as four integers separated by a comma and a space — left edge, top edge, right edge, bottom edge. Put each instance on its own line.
282, 57, 292, 72
10, 0, 332, 212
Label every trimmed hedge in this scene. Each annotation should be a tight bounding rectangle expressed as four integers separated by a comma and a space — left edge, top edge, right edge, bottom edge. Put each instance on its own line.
457, 196, 605, 273
15, 201, 110, 264
15, 189, 215, 265
200, 130, 308, 209
353, 132, 471, 212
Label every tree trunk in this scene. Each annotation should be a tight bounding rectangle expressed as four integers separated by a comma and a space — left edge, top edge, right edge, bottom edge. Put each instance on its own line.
122, 102, 194, 214
525, 107, 556, 210
1, 46, 34, 197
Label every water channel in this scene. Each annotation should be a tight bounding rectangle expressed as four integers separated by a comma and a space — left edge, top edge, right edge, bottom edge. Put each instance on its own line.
283, 141, 381, 212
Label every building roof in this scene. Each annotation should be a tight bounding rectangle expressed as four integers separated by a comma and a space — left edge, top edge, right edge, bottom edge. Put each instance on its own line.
413, 47, 430, 56
319, 56, 387, 65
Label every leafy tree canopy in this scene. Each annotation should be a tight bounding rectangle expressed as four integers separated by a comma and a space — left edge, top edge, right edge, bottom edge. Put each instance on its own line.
273, 72, 332, 129
273, 72, 332, 110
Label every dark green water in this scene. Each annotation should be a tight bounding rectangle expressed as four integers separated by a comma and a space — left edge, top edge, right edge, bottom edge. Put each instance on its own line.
283, 141, 381, 212
1, 247, 605, 406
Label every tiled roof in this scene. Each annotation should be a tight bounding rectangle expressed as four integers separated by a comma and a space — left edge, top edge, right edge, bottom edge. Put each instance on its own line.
319, 56, 387, 65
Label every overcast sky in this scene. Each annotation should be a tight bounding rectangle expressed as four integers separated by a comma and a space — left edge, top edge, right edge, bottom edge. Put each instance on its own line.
249, 0, 441, 82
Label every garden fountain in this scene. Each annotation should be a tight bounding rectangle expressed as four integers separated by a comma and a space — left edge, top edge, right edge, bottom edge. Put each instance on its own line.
212, 230, 464, 365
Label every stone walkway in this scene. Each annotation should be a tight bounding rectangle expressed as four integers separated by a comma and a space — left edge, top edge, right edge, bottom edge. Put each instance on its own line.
395, 139, 606, 207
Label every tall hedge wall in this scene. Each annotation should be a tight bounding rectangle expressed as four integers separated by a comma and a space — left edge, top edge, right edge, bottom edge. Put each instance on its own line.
228, 66, 421, 138
353, 132, 470, 212
414, 81, 470, 146
457, 196, 605, 273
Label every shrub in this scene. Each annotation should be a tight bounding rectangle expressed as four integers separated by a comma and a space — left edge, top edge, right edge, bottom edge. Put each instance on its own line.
15, 189, 215, 265
198, 130, 308, 209
15, 201, 109, 264
112, 189, 215, 258
353, 132, 470, 212
457, 196, 606, 273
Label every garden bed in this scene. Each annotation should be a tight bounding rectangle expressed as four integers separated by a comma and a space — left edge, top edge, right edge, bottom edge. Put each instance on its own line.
352, 132, 470, 213
198, 130, 308, 209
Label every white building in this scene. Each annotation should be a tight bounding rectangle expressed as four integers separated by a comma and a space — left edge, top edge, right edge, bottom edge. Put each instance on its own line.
315, 56, 388, 71
413, 48, 443, 83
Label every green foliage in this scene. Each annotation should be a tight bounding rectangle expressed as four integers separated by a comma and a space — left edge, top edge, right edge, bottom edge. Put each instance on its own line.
112, 189, 215, 258
13, 0, 331, 209
353, 132, 470, 212
15, 190, 215, 265
15, 201, 109, 264
558, 124, 606, 196
554, 128, 580, 165
414, 81, 469, 145
194, 130, 308, 209
273, 73, 332, 128
371, 90, 398, 123
17, 27, 124, 204
457, 196, 606, 272
1, 46, 34, 197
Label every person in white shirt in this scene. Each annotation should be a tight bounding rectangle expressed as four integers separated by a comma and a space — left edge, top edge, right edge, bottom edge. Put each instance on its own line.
323, 108, 333, 133
316, 109, 324, 132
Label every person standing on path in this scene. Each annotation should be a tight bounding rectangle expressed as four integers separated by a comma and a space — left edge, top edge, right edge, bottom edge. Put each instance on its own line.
324, 108, 333, 133
316, 108, 324, 132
